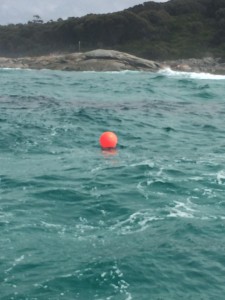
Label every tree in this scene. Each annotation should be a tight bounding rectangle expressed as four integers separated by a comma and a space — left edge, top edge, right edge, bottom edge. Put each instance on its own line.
32, 15, 43, 24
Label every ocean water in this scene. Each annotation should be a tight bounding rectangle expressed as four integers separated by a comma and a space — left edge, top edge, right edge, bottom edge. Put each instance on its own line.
0, 67, 225, 300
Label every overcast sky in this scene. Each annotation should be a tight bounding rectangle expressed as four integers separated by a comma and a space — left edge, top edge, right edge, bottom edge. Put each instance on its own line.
0, 0, 169, 25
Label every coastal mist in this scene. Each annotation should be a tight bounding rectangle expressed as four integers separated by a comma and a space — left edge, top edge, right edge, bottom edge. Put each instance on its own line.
1, 68, 225, 300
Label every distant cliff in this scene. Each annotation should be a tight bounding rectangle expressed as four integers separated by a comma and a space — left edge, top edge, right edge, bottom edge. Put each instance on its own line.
0, 0, 225, 60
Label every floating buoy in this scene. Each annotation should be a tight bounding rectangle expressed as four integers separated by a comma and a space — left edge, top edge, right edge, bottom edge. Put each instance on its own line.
99, 131, 118, 149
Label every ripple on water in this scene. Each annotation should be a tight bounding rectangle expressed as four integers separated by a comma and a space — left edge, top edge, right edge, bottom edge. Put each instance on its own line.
1, 69, 225, 299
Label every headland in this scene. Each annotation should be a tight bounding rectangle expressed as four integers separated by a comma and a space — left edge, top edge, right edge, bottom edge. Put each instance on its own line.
0, 49, 225, 74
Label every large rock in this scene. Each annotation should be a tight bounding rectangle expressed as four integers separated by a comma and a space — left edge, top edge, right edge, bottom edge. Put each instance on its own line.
163, 57, 225, 75
0, 49, 162, 72
1, 50, 224, 74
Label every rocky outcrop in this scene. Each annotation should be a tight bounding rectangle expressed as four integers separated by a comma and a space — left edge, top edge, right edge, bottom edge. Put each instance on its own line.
1, 50, 225, 74
0, 49, 161, 72
163, 57, 225, 75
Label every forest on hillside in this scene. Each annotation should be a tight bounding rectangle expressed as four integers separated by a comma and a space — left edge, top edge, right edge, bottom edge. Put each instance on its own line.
0, 0, 225, 59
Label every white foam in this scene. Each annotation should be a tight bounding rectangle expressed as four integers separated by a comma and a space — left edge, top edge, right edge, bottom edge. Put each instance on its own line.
109, 264, 132, 300
217, 170, 225, 185
111, 210, 163, 235
91, 165, 103, 173
0, 211, 13, 224
41, 221, 62, 228
0, 67, 22, 70
15, 255, 25, 263
189, 176, 203, 181
5, 255, 25, 273
137, 181, 149, 199
168, 209, 194, 218
130, 160, 155, 168
167, 200, 195, 218
104, 70, 140, 74
159, 67, 225, 80
0, 67, 33, 71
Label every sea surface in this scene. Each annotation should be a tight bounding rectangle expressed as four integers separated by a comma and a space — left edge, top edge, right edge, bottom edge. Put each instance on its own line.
0, 67, 225, 300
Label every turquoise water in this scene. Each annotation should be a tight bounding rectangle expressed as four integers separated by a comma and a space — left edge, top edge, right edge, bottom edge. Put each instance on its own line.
1, 68, 225, 300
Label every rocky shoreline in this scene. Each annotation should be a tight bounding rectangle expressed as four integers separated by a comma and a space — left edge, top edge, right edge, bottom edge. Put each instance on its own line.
0, 49, 225, 74
162, 57, 225, 75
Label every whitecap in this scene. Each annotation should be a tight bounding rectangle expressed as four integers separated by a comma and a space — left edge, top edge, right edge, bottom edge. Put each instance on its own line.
136, 181, 149, 199
5, 255, 25, 273
217, 170, 225, 185
167, 200, 195, 218
96, 70, 140, 74
159, 67, 225, 80
107, 263, 132, 300
130, 159, 155, 168
0, 67, 22, 70
0, 211, 13, 224
111, 210, 163, 235
189, 176, 203, 181
41, 221, 62, 229
91, 165, 103, 173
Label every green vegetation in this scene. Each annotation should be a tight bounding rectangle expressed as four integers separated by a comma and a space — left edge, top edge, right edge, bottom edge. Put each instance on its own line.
0, 0, 225, 59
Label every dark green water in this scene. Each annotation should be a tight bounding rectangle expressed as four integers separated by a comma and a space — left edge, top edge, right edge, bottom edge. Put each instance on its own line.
0, 68, 225, 300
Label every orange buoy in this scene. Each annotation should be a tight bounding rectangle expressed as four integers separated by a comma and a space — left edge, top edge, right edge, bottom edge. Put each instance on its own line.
99, 131, 118, 149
